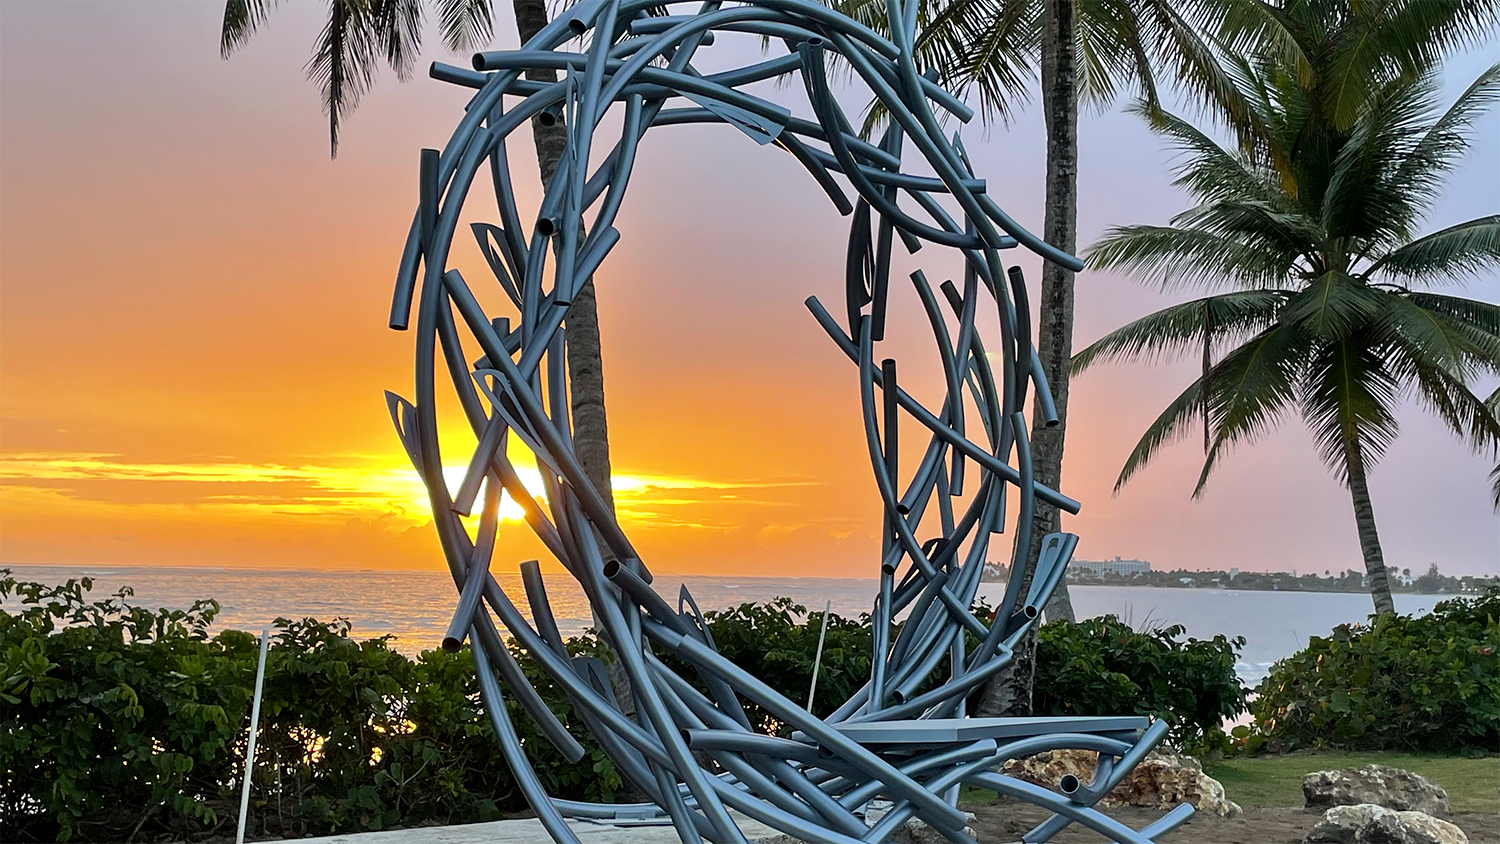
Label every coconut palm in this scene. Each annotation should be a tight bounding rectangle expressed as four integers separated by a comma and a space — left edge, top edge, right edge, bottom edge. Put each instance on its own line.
220, 0, 614, 514
1075, 39, 1500, 617
836, 0, 1240, 718
222, 0, 628, 712
838, 0, 1247, 635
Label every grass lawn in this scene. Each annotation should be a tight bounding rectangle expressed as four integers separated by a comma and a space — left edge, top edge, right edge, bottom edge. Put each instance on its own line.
1204, 752, 1500, 813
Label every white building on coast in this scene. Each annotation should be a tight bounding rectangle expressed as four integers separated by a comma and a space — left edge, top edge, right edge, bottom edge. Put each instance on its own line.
1072, 556, 1151, 577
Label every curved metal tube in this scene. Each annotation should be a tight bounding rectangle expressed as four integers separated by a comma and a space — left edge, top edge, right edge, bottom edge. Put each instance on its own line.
388, 6, 1184, 842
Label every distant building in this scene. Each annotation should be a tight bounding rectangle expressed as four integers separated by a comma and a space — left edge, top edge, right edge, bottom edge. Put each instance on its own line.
1073, 556, 1151, 577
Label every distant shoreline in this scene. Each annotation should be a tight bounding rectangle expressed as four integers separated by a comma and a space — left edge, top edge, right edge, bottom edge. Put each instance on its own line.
6, 561, 1494, 595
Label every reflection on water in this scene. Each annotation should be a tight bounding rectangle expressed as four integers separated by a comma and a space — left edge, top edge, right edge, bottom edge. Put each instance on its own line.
4, 565, 1446, 687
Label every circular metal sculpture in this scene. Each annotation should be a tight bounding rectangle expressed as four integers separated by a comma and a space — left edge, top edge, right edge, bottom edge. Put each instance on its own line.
385, 1, 1186, 841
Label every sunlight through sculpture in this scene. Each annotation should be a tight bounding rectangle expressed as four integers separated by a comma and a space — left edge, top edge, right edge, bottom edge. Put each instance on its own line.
386, 0, 1185, 840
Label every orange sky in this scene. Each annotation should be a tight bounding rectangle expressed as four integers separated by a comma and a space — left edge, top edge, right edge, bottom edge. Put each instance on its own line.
1, 2, 1496, 578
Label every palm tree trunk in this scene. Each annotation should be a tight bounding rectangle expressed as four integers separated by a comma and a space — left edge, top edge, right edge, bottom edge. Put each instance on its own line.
511, 0, 629, 715
1030, 0, 1078, 627
975, 0, 1078, 718
511, 0, 613, 514
1345, 438, 1396, 616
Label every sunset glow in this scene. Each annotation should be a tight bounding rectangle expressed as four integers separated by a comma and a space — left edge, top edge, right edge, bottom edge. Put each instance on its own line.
1, 2, 1495, 578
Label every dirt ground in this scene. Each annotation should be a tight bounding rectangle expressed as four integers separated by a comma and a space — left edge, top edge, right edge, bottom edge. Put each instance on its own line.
965, 800, 1500, 844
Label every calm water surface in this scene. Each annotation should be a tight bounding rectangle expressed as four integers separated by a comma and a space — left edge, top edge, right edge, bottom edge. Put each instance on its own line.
4, 565, 1448, 686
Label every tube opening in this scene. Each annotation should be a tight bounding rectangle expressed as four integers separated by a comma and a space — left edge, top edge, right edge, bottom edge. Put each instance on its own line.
1059, 774, 1081, 794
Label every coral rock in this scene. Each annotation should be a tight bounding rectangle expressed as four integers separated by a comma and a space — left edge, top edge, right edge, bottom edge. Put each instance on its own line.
1303, 765, 1450, 816
1001, 749, 1242, 817
895, 813, 978, 844
1354, 811, 1467, 844
1306, 804, 1398, 843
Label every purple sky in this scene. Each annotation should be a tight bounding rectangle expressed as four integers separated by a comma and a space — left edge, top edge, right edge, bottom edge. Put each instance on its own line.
1, 1, 1496, 578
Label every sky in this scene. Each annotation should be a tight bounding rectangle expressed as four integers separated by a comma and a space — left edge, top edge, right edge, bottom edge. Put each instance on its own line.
1, 1, 1496, 579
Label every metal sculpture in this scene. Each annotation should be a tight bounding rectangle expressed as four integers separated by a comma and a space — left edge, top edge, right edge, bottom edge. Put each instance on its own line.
386, 0, 1187, 841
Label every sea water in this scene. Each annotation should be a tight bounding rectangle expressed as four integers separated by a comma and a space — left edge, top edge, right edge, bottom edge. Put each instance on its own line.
2, 564, 1448, 686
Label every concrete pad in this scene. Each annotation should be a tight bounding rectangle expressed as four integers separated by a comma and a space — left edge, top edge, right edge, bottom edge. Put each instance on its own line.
271, 811, 789, 844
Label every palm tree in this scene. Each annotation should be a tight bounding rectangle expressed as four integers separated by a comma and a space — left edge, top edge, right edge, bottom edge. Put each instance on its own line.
840, 0, 1245, 633
1075, 24, 1500, 619
221, 0, 625, 710
839, 0, 1237, 716
220, 0, 615, 517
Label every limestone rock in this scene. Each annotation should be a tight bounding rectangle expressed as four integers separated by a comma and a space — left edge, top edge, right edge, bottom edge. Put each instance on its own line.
1354, 812, 1467, 844
1303, 765, 1450, 816
894, 813, 977, 844
1001, 748, 1242, 817
1306, 804, 1397, 843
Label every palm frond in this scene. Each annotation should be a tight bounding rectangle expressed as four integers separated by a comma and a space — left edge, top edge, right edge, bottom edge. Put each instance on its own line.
1387, 63, 1500, 219
436, 0, 494, 53
1298, 334, 1403, 485
221, 0, 276, 57
1404, 292, 1500, 339
1492, 461, 1500, 510
1367, 216, 1500, 286
1192, 323, 1307, 495
1378, 290, 1500, 380
1352, 0, 1500, 93
374, 0, 425, 82
1074, 0, 1148, 109
1132, 0, 1254, 128
306, 0, 384, 157
1216, 0, 1313, 92
1072, 290, 1285, 372
1487, 386, 1500, 509
1322, 0, 1406, 131
1277, 272, 1387, 341
1202, 39, 1289, 172
1112, 375, 1206, 493
1321, 72, 1444, 244
1087, 222, 1302, 291
1169, 198, 1323, 265
1134, 105, 1277, 206
920, 0, 1038, 124
1403, 350, 1500, 456
844, 0, 1037, 135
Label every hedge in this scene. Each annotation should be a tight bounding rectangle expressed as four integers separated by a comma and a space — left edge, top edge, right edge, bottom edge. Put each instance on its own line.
3, 572, 1248, 841
1246, 587, 1499, 753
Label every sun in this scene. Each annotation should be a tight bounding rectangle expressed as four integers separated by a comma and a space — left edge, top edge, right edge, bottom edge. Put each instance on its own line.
370, 463, 548, 523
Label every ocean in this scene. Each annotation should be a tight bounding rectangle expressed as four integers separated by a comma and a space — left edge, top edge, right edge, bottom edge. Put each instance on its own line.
2, 564, 1451, 687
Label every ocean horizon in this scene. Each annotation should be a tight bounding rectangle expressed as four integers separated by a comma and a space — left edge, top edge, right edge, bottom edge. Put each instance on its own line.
3, 562, 1451, 687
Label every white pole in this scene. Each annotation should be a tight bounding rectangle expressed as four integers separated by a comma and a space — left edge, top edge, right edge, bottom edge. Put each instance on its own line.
237, 627, 271, 844
806, 600, 832, 712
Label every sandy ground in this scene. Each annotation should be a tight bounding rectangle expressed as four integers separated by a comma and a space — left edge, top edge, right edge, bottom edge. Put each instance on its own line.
966, 801, 1500, 844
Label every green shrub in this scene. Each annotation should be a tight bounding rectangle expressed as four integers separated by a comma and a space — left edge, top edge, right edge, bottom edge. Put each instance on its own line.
1248, 588, 1500, 753
1031, 615, 1248, 753
0, 571, 618, 842
686, 599, 1248, 753
2, 574, 1251, 841
683, 597, 873, 729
